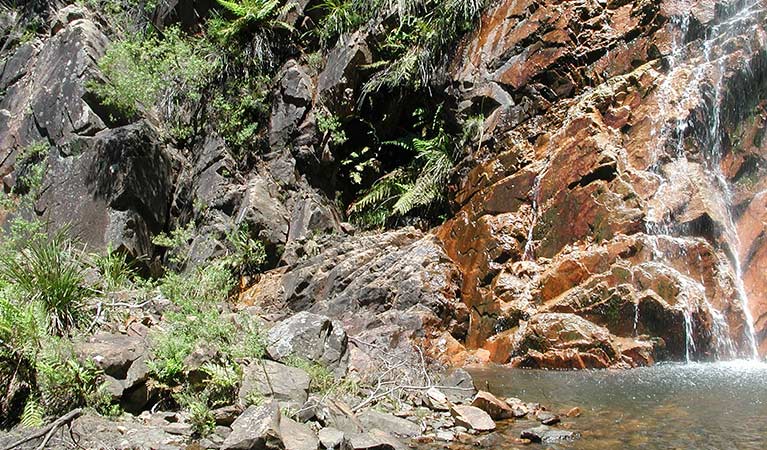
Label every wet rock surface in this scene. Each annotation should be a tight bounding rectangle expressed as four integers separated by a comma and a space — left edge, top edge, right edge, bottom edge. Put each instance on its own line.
435, 0, 767, 365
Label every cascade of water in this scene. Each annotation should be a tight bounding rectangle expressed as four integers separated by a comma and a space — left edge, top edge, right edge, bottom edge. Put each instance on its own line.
523, 171, 544, 261
644, 0, 762, 360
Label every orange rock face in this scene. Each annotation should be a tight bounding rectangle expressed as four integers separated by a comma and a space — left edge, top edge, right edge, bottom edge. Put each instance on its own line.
435, 0, 767, 367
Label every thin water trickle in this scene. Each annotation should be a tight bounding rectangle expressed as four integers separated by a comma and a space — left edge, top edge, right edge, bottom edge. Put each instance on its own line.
522, 171, 544, 261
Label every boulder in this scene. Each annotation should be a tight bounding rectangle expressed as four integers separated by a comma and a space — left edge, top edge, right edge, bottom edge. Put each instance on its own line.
424, 387, 450, 411
238, 360, 311, 409
77, 333, 146, 378
535, 410, 560, 425
281, 416, 319, 450
76, 333, 153, 413
318, 427, 351, 450
222, 402, 283, 450
0, 15, 107, 158
437, 369, 477, 404
471, 391, 514, 420
270, 61, 314, 150
357, 410, 420, 438
504, 398, 529, 418
520, 425, 580, 443
37, 122, 172, 258
347, 429, 406, 450
449, 405, 496, 432
235, 174, 290, 256
266, 311, 349, 377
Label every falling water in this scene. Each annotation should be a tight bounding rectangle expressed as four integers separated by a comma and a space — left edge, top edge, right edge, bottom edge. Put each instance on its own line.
644, 0, 762, 360
522, 171, 544, 261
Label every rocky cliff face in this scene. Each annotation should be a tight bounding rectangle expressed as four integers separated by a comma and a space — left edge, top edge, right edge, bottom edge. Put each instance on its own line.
2, 0, 766, 370
437, 0, 767, 367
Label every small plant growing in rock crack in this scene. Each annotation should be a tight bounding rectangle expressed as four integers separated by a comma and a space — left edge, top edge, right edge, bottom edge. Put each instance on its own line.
311, 0, 365, 47
152, 221, 196, 266
175, 392, 217, 437
244, 389, 265, 407
223, 223, 267, 276
201, 363, 242, 406
317, 110, 348, 147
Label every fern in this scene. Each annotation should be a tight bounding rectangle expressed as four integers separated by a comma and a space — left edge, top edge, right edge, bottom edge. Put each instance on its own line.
212, 0, 296, 43
20, 398, 44, 428
349, 107, 461, 228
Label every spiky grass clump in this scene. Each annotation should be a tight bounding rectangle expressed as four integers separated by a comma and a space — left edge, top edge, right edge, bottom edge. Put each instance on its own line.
0, 230, 89, 336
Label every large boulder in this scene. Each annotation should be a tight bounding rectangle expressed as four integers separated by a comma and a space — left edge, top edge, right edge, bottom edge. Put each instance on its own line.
0, 14, 108, 169
266, 311, 349, 377
222, 402, 284, 450
36, 122, 172, 258
76, 333, 152, 413
240, 228, 464, 379
238, 360, 311, 408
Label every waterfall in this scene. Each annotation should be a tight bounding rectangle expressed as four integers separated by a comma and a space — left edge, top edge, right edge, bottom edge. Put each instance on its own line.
645, 0, 762, 360
522, 171, 544, 261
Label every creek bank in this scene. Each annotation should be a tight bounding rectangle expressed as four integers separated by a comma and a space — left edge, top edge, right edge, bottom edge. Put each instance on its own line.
0, 305, 582, 449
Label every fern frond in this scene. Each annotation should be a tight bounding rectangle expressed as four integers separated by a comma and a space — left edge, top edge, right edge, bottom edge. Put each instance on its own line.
216, 0, 250, 17
348, 169, 408, 215
20, 398, 45, 428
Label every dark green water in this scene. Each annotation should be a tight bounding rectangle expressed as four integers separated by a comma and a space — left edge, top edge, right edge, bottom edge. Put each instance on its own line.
467, 361, 767, 449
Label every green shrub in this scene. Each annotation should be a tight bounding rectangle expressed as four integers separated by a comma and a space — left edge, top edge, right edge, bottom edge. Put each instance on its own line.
210, 78, 270, 152
89, 26, 219, 122
223, 224, 267, 276
35, 342, 105, 414
317, 110, 348, 146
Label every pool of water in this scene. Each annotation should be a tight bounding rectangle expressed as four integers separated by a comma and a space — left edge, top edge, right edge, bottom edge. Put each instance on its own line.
467, 361, 767, 449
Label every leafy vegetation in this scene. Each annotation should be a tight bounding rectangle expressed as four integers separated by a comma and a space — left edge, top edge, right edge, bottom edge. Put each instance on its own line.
89, 26, 219, 124
0, 221, 120, 424
313, 0, 487, 95
347, 107, 481, 228
1, 141, 49, 211
147, 262, 265, 384
317, 110, 348, 146
210, 0, 295, 44
90, 244, 136, 291
0, 229, 90, 336
152, 221, 196, 266
210, 77, 271, 153
223, 223, 268, 277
